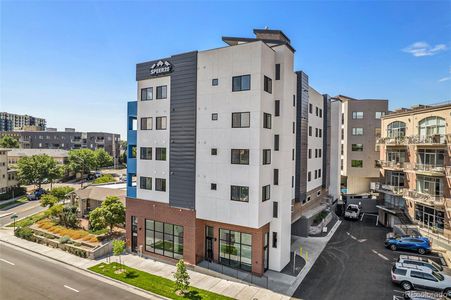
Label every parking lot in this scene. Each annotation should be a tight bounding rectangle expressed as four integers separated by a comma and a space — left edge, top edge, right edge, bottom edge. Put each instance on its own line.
293, 215, 446, 300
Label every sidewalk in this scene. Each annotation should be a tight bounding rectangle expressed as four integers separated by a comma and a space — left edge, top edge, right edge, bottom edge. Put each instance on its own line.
0, 227, 290, 300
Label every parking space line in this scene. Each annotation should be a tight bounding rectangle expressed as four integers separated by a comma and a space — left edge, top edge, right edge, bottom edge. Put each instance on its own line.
372, 249, 389, 261
64, 285, 79, 293
0, 258, 15, 266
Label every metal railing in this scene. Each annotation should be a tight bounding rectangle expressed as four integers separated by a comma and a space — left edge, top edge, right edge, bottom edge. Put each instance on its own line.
403, 189, 445, 205
372, 182, 404, 195
377, 134, 449, 146
414, 164, 446, 175
378, 160, 405, 170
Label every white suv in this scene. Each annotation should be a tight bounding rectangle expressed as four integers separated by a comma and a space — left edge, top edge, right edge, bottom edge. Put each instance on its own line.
391, 263, 451, 297
398, 255, 446, 273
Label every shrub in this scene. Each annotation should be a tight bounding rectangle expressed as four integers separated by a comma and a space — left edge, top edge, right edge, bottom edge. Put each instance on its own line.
93, 174, 115, 184
15, 227, 34, 240
50, 186, 75, 200
59, 235, 71, 244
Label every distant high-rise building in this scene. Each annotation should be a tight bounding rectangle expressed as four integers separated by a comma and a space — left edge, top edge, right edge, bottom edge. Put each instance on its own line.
0, 112, 46, 132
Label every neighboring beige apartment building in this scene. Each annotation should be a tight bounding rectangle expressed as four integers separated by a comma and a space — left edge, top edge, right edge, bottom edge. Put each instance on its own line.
375, 102, 451, 238
0, 149, 18, 195
338, 95, 389, 194
7, 148, 69, 165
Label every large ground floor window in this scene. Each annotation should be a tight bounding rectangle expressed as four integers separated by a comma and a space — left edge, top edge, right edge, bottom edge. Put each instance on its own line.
415, 204, 444, 232
145, 220, 183, 259
219, 229, 252, 272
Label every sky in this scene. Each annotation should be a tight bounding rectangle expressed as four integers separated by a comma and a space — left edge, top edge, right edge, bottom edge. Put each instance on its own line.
1, 1, 450, 138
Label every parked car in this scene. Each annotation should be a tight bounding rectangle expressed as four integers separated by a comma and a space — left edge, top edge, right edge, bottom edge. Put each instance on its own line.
385, 236, 431, 255
391, 263, 451, 296
344, 204, 361, 220
398, 255, 445, 273
26, 188, 46, 201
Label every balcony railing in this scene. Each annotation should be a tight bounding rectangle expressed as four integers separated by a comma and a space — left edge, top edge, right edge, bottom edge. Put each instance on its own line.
446, 166, 451, 177
378, 160, 405, 170
414, 164, 446, 175
377, 134, 449, 146
403, 189, 444, 205
372, 182, 404, 195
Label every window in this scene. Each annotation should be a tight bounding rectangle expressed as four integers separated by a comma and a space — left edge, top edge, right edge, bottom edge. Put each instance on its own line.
231, 186, 249, 202
292, 122, 295, 134
315, 128, 318, 137
232, 75, 251, 92
211, 183, 217, 190
140, 147, 152, 160
212, 78, 218, 86
308, 149, 312, 158
292, 176, 294, 188
145, 220, 183, 259
308, 171, 311, 182
387, 121, 406, 138
351, 160, 363, 168
273, 169, 279, 185
375, 111, 385, 119
275, 64, 281, 80
155, 148, 166, 160
318, 169, 322, 178
352, 128, 364, 135
264, 76, 272, 93
418, 116, 445, 137
319, 129, 322, 138
317, 190, 321, 196
292, 149, 295, 160
319, 149, 322, 158
211, 148, 217, 155
141, 87, 153, 101
272, 232, 277, 248
293, 95, 296, 107
274, 135, 279, 151
315, 149, 318, 158
275, 100, 280, 117
212, 113, 218, 121
140, 176, 152, 190
273, 202, 278, 218
309, 126, 312, 136
316, 107, 319, 116
319, 109, 322, 118
263, 113, 272, 129
156, 117, 167, 130
352, 144, 363, 151
231, 149, 249, 165
309, 104, 313, 113
314, 170, 318, 179
263, 149, 271, 165
262, 185, 270, 201
141, 117, 152, 130
375, 128, 381, 138
219, 229, 252, 271
155, 178, 166, 191
232, 112, 250, 128
156, 85, 167, 99
352, 112, 363, 119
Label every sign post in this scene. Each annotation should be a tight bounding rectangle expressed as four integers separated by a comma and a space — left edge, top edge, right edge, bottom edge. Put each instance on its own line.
11, 214, 18, 232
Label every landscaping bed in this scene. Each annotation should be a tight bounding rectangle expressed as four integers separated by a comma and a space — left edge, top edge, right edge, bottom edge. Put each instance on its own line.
89, 262, 233, 300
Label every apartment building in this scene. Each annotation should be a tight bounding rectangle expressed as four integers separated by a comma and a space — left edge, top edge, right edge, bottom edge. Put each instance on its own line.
0, 130, 120, 166
7, 149, 69, 164
0, 149, 18, 194
338, 95, 388, 195
375, 103, 451, 239
0, 112, 46, 131
125, 29, 340, 275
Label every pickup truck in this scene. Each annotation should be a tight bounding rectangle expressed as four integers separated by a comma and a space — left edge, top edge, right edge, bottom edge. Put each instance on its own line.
344, 204, 361, 220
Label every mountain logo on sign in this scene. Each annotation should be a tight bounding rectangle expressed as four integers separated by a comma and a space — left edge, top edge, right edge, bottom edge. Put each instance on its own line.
150, 60, 172, 76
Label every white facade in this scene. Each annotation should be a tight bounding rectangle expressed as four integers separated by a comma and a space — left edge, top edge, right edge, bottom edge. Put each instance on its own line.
306, 87, 324, 193
136, 76, 171, 204
196, 41, 296, 271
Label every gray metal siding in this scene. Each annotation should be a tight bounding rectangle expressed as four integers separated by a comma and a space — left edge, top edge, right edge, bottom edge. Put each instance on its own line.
295, 71, 309, 202
322, 95, 331, 189
168, 51, 198, 209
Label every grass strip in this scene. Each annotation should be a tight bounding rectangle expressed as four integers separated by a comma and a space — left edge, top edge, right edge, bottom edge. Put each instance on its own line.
89, 262, 234, 300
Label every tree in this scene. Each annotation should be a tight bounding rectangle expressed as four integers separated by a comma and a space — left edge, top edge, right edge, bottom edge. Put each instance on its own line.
40, 194, 58, 208
58, 206, 79, 228
68, 149, 97, 176
17, 155, 61, 188
0, 136, 19, 148
88, 196, 125, 233
48, 204, 63, 218
88, 207, 106, 231
50, 186, 75, 200
94, 148, 113, 169
173, 259, 190, 295
112, 239, 125, 268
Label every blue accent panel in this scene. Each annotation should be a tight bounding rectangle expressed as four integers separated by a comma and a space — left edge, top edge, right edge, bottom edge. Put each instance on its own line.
127, 186, 136, 198
128, 101, 137, 117
128, 130, 137, 145
127, 158, 136, 174
126, 101, 137, 198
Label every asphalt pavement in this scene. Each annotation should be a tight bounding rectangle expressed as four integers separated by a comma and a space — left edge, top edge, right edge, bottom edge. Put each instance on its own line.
294, 215, 400, 300
0, 201, 45, 226
0, 243, 150, 300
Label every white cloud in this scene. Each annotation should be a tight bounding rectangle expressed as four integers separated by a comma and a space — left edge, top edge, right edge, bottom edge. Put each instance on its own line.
403, 42, 447, 57
438, 67, 451, 82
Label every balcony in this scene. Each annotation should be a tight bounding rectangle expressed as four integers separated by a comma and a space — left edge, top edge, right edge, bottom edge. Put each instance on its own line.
403, 189, 445, 206
414, 164, 446, 176
377, 134, 449, 146
377, 137, 407, 146
377, 160, 406, 171
372, 182, 404, 196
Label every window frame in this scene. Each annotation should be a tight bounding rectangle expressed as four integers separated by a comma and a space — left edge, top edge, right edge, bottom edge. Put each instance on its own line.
140, 147, 152, 160
156, 85, 167, 99
262, 185, 271, 202
230, 185, 249, 202
263, 113, 272, 129
264, 76, 272, 94
140, 176, 152, 190
231, 149, 250, 165
231, 112, 250, 128
232, 75, 251, 92
263, 149, 271, 165
155, 147, 167, 161
141, 87, 153, 101
156, 116, 167, 130
141, 117, 153, 130
352, 111, 364, 119
155, 178, 166, 192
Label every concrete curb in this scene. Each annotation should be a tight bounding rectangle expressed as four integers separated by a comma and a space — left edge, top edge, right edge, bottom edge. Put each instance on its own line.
0, 238, 168, 300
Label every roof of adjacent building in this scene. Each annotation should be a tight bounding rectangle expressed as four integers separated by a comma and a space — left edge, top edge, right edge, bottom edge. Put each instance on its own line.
383, 101, 451, 119
8, 148, 69, 158
72, 184, 125, 202
336, 95, 388, 102
222, 28, 295, 53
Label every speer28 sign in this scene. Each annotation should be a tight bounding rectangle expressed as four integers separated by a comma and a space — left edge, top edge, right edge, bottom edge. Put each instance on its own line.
150, 60, 173, 76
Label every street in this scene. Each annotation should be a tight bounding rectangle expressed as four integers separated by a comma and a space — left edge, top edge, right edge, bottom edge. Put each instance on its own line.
0, 243, 150, 300
0, 200, 45, 227
294, 215, 402, 300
